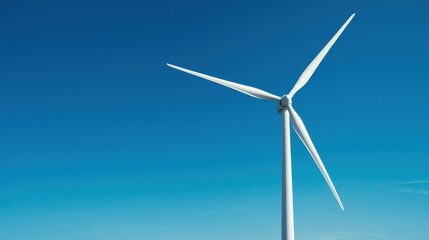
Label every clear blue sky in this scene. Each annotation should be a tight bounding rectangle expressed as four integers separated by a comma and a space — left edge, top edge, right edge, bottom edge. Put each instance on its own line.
1, 1, 428, 240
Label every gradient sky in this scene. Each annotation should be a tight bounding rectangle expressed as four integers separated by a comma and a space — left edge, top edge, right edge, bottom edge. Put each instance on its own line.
1, 1, 428, 240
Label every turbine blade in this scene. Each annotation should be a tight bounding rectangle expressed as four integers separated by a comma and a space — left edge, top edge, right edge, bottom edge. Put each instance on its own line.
289, 13, 355, 97
167, 63, 280, 101
288, 105, 344, 210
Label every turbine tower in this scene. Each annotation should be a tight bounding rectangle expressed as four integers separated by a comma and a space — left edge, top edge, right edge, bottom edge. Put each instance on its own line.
167, 13, 355, 240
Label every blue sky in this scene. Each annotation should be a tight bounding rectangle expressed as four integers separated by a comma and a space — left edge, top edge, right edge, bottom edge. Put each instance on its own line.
0, 0, 428, 239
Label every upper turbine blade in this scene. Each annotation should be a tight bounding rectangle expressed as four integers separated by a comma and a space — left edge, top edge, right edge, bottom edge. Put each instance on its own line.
288, 13, 355, 97
167, 63, 281, 101
288, 105, 344, 210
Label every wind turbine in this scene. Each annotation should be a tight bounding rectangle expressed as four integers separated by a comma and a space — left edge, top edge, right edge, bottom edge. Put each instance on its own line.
167, 13, 355, 240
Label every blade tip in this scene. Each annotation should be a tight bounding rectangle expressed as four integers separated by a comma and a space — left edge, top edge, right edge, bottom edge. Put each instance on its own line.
167, 63, 180, 70
339, 202, 345, 211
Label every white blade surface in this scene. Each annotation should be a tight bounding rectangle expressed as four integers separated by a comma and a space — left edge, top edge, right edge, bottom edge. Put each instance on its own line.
289, 13, 355, 97
167, 63, 280, 101
288, 105, 344, 210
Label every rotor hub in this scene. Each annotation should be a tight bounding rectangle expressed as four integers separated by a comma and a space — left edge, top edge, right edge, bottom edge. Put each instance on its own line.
277, 94, 292, 112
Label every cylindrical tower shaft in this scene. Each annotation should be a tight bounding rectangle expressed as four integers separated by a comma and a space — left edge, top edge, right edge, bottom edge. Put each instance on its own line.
282, 109, 294, 240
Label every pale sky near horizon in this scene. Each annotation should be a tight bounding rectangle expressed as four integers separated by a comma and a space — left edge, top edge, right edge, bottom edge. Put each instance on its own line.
1, 1, 428, 239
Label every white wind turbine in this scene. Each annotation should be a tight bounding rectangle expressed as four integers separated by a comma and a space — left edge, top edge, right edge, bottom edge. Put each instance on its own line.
167, 13, 355, 240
